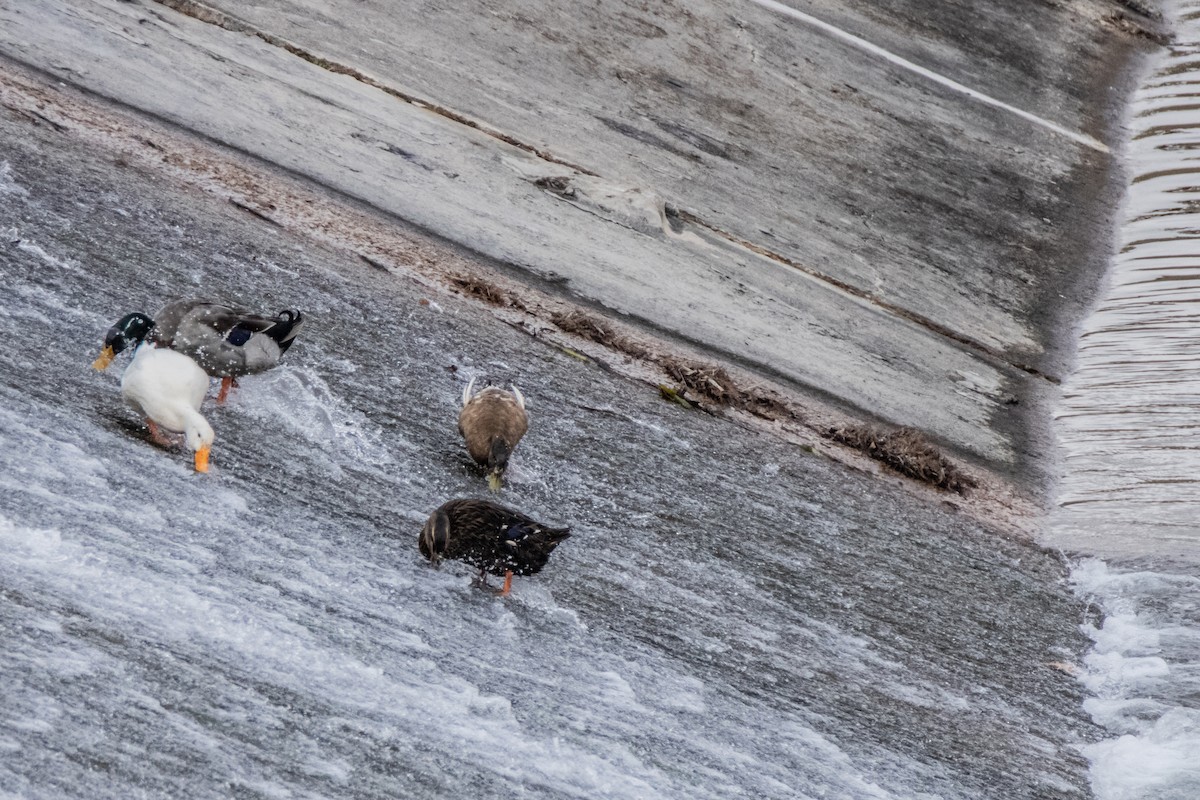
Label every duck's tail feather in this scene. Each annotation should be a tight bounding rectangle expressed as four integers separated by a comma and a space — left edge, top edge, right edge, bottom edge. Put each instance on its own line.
542, 526, 572, 548
503, 523, 570, 545
462, 376, 477, 407
266, 309, 304, 354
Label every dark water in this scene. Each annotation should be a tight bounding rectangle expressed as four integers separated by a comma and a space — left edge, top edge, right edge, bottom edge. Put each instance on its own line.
0, 105, 1097, 797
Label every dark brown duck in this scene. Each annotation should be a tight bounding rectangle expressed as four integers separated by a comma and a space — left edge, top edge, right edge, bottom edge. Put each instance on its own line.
419, 499, 571, 595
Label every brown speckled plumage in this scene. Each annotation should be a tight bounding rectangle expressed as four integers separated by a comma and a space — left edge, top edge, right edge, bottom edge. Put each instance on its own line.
419, 499, 570, 589
458, 379, 528, 490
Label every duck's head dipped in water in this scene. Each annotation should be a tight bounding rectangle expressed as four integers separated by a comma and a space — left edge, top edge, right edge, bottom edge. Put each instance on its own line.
458, 377, 528, 492
419, 498, 570, 595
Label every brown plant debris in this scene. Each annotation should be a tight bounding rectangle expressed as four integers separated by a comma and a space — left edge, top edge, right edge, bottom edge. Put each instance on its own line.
551, 310, 792, 421
551, 310, 648, 359
827, 424, 977, 494
1103, 12, 1172, 45
556, 345, 592, 362
737, 390, 795, 422
449, 274, 527, 312
1116, 0, 1161, 20
659, 356, 794, 421
661, 358, 739, 406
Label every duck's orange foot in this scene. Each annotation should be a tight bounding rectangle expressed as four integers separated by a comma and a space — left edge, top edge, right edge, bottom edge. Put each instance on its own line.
216, 376, 237, 404
498, 570, 513, 597
146, 420, 173, 448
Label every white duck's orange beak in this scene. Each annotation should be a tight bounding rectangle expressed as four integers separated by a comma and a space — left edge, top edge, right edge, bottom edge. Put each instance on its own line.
194, 445, 211, 473
92, 345, 115, 371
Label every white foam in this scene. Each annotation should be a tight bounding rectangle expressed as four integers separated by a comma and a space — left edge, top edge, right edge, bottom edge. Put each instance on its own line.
16, 240, 86, 276
1071, 559, 1200, 800
228, 364, 397, 473
1086, 711, 1200, 800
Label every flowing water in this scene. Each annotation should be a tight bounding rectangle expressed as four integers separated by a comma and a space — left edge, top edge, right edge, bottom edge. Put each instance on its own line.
1048, 3, 1200, 796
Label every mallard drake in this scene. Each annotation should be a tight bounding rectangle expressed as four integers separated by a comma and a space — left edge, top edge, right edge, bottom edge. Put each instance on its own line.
458, 377, 528, 492
119, 344, 214, 472
94, 299, 304, 402
419, 498, 571, 595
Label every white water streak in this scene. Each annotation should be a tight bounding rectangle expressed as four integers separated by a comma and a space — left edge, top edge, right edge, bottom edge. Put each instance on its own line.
746, 0, 1110, 152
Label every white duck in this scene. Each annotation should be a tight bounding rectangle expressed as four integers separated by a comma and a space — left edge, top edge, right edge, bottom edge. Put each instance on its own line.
120, 344, 215, 472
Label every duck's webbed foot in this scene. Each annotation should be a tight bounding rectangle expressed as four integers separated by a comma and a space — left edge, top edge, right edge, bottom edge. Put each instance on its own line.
471, 568, 490, 590
146, 420, 174, 448
470, 569, 514, 596
216, 376, 238, 404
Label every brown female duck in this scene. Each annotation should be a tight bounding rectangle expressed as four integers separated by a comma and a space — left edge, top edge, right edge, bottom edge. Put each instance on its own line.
419, 498, 571, 595
458, 377, 528, 491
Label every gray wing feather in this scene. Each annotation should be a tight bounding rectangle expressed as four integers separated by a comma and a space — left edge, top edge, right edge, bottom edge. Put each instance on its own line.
152, 300, 296, 377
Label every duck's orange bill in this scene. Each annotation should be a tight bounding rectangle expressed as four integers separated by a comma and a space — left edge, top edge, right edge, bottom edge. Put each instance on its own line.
194, 445, 211, 473
92, 346, 115, 371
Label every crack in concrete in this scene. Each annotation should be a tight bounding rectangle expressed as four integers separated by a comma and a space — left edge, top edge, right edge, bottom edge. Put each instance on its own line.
747, 0, 1111, 153
669, 208, 1062, 384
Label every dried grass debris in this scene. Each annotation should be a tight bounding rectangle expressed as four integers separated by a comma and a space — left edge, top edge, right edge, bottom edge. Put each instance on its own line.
552, 311, 793, 422
660, 357, 739, 406
551, 310, 649, 359
660, 356, 794, 421
737, 391, 794, 422
1116, 0, 1160, 19
534, 176, 577, 199
827, 424, 977, 494
449, 274, 527, 312
1103, 12, 1172, 45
